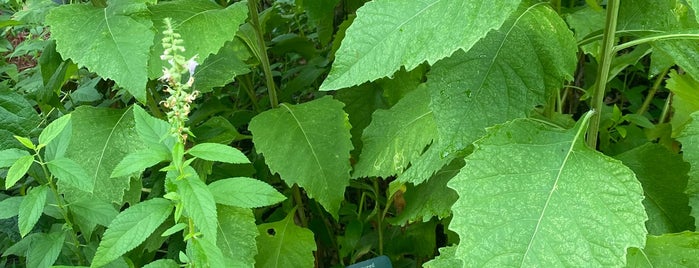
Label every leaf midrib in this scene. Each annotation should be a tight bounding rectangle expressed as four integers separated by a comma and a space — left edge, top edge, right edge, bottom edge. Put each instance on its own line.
93, 107, 133, 185
280, 104, 329, 188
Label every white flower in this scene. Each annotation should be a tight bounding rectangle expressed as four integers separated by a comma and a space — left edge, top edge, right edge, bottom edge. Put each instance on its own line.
186, 56, 198, 76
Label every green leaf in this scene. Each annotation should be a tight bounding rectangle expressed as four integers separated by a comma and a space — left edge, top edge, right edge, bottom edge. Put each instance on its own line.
133, 105, 174, 152
174, 167, 218, 242
92, 198, 173, 268
111, 149, 169, 178
319, 0, 521, 90
5, 155, 34, 189
216, 205, 258, 267
192, 39, 251, 93
353, 84, 435, 178
46, 1, 154, 103
148, 0, 248, 78
47, 157, 93, 193
334, 83, 387, 156
208, 177, 286, 208
428, 3, 577, 154
615, 143, 693, 235
564, 6, 604, 56
300, 0, 340, 45
398, 140, 458, 185
187, 143, 249, 164
44, 119, 72, 162
0, 196, 23, 219
677, 111, 699, 229
440, 114, 647, 266
0, 148, 30, 168
70, 198, 119, 227
248, 96, 353, 218
14, 135, 35, 150
626, 232, 699, 267
60, 106, 142, 205
142, 259, 179, 268
667, 70, 699, 136
188, 236, 225, 268
0, 88, 41, 150
38, 114, 71, 147
18, 185, 48, 237
26, 231, 65, 268
255, 208, 316, 268
424, 246, 462, 268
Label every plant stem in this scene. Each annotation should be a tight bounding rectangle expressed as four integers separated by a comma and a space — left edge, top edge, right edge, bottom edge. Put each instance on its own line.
247, 0, 279, 109
586, 0, 619, 148
636, 68, 669, 116
614, 33, 699, 52
660, 92, 673, 124
291, 184, 308, 227
372, 178, 384, 255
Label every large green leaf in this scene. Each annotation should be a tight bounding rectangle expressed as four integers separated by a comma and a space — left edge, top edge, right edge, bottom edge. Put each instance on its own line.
428, 3, 577, 154
27, 231, 64, 268
148, 0, 248, 78
60, 106, 143, 205
174, 167, 217, 243
92, 198, 173, 268
192, 39, 251, 93
0, 88, 41, 150
188, 236, 225, 268
438, 115, 647, 266
319, 0, 521, 91
133, 105, 174, 153
667, 70, 699, 136
626, 232, 699, 267
46, 0, 154, 103
299, 0, 340, 45
334, 83, 387, 156
353, 84, 436, 178
216, 205, 258, 267
615, 143, 693, 235
255, 209, 316, 268
248, 96, 352, 218
677, 111, 699, 229
18, 185, 48, 237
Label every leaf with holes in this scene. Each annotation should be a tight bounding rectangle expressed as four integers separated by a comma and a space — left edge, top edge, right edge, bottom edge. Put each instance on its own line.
255, 208, 316, 268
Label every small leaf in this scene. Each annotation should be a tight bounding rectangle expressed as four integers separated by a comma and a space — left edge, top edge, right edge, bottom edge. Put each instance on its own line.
142, 259, 179, 268
208, 177, 286, 208
161, 223, 186, 237
70, 198, 119, 227
189, 236, 226, 268
18, 185, 48, 237
91, 198, 173, 268
38, 114, 71, 146
175, 167, 218, 242
0, 196, 23, 219
14, 135, 35, 150
133, 105, 174, 152
0, 148, 30, 168
6, 155, 34, 189
27, 231, 65, 268
187, 143, 249, 164
627, 232, 699, 267
47, 157, 93, 193
623, 114, 655, 129
111, 149, 169, 178
255, 208, 316, 268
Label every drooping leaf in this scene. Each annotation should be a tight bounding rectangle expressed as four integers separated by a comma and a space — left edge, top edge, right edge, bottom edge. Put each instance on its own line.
626, 232, 699, 267
47, 157, 93, 193
208, 177, 286, 208
18, 185, 48, 237
0, 148, 29, 168
216, 205, 258, 267
615, 143, 693, 235
60, 106, 143, 205
398, 140, 463, 185
428, 3, 577, 154
319, 0, 521, 90
46, 0, 154, 102
5, 155, 34, 189
677, 111, 699, 229
110, 149, 169, 178
192, 39, 251, 93
255, 208, 316, 268
353, 84, 436, 178
38, 113, 71, 147
92, 198, 173, 268
148, 0, 248, 78
334, 83, 387, 156
133, 105, 175, 153
0, 88, 41, 150
439, 114, 647, 266
174, 167, 218, 242
248, 96, 353, 218
26, 231, 64, 268
187, 143, 249, 164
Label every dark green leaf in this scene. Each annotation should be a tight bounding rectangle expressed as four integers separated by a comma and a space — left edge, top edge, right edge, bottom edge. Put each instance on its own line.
193, 39, 251, 93
0, 88, 41, 150
255, 209, 316, 268
133, 105, 174, 152
70, 198, 119, 227
27, 231, 65, 268
0, 196, 23, 219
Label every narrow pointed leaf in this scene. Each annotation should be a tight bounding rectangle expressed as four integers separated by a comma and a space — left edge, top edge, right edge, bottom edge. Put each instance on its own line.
175, 167, 217, 242
92, 198, 173, 268
208, 177, 286, 208
70, 198, 119, 227
428, 3, 577, 154
38, 114, 71, 147
26, 231, 65, 268
319, 0, 521, 90
187, 143, 249, 164
133, 105, 175, 152
18, 185, 48, 237
46, 1, 154, 102
677, 111, 699, 229
255, 209, 316, 268
626, 232, 699, 267
443, 115, 647, 266
6, 155, 34, 189
248, 96, 353, 218
111, 149, 169, 178
47, 157, 93, 193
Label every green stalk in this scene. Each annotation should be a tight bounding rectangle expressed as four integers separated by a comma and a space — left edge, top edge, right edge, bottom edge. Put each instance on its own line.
636, 68, 669, 116
247, 0, 279, 109
373, 179, 384, 255
586, 0, 619, 148
291, 184, 308, 227
660, 92, 673, 124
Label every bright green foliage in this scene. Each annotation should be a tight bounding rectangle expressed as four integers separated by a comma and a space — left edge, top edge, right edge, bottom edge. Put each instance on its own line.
148, 0, 248, 78
255, 209, 316, 268
38, 113, 70, 147
298, 0, 341, 45
0, 88, 41, 150
60, 106, 142, 205
188, 236, 225, 268
5, 154, 33, 189
319, 0, 521, 91
174, 168, 218, 242
18, 185, 48, 237
69, 198, 119, 227
110, 150, 169, 178
677, 111, 699, 229
398, 141, 459, 185
142, 259, 179, 268
208, 177, 286, 208
133, 105, 175, 153
46, 0, 154, 103
0, 148, 29, 167
249, 96, 353, 218
627, 232, 699, 267
440, 116, 647, 267
216, 205, 259, 267
92, 198, 173, 268
667, 71, 699, 135
564, 6, 604, 56
334, 83, 387, 155
187, 143, 249, 164
425, 246, 461, 268
47, 157, 93, 193
615, 143, 693, 235
192, 39, 251, 93
353, 85, 436, 178
44, 121, 72, 162
428, 3, 577, 154
27, 231, 64, 268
